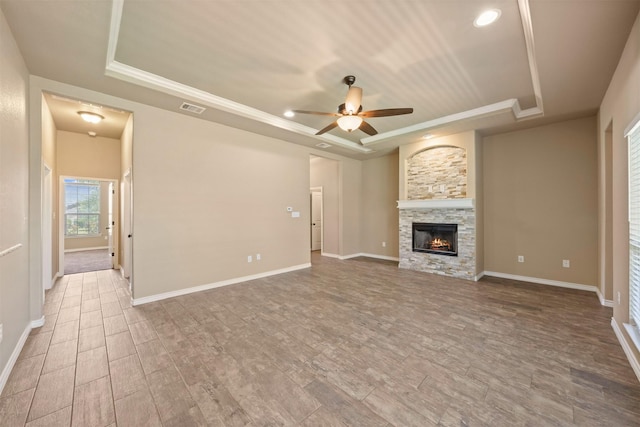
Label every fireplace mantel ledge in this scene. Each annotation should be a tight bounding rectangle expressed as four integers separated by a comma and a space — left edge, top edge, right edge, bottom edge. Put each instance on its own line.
397, 199, 475, 209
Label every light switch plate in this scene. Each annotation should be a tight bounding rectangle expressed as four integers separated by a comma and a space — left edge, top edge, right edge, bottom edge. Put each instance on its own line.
292, 211, 300, 218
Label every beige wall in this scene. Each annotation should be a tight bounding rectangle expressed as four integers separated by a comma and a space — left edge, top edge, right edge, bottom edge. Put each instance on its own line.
340, 159, 362, 256
483, 116, 598, 286
57, 131, 121, 179
0, 9, 31, 388
132, 105, 311, 299
361, 152, 399, 258
599, 12, 640, 363
42, 97, 59, 279
310, 156, 340, 255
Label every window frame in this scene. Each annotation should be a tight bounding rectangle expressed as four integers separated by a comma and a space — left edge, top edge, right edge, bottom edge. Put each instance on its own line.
64, 179, 102, 238
626, 111, 640, 351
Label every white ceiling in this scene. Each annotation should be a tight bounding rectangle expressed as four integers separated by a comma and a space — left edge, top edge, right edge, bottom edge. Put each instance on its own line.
2, 0, 639, 159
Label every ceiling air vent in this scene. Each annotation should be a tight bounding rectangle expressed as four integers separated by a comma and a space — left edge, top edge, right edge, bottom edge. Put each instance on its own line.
316, 143, 331, 148
179, 102, 206, 115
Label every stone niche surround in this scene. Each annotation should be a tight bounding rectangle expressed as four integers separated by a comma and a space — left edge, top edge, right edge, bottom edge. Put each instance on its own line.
398, 136, 480, 281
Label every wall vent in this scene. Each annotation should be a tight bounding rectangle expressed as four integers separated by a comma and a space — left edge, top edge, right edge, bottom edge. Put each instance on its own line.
315, 142, 331, 148
179, 102, 206, 114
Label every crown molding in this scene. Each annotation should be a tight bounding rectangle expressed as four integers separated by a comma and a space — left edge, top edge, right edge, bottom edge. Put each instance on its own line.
106, 0, 543, 152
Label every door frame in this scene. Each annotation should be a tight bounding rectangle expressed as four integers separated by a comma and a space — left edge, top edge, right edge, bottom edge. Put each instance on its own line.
42, 163, 53, 295
59, 176, 119, 274
310, 186, 324, 253
122, 168, 133, 292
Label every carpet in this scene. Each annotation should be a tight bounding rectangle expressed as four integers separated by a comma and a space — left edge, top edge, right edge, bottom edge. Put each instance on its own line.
64, 249, 112, 274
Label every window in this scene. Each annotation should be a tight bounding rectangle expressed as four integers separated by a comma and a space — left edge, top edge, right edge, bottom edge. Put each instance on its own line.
65, 179, 101, 237
627, 114, 640, 350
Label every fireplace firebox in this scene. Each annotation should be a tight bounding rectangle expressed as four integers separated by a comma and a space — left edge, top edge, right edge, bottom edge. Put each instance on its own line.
412, 223, 458, 256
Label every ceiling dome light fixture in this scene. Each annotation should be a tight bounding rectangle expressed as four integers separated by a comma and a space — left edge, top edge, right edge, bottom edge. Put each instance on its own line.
283, 110, 295, 118
474, 9, 501, 27
78, 111, 104, 124
337, 115, 363, 132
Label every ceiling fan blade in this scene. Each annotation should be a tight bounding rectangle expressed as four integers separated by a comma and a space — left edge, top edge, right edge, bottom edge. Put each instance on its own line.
360, 108, 414, 118
344, 86, 362, 114
359, 121, 378, 136
291, 110, 340, 117
316, 121, 339, 135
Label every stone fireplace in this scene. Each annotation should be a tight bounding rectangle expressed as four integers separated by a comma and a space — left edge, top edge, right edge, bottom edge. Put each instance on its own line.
398, 134, 482, 281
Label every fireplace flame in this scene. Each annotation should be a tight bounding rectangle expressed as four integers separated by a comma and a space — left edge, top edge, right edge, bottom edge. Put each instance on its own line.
430, 238, 452, 251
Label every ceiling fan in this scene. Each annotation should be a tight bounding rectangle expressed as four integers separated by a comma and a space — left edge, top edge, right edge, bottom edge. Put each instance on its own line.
292, 75, 413, 136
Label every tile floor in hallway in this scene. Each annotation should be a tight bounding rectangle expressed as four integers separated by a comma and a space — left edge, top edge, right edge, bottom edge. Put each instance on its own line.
1, 254, 640, 426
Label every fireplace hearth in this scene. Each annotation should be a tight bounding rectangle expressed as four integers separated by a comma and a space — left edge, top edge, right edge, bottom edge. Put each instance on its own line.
412, 223, 458, 256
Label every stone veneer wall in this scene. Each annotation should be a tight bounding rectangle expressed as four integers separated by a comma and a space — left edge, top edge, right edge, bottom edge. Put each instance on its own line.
407, 146, 467, 200
399, 208, 476, 280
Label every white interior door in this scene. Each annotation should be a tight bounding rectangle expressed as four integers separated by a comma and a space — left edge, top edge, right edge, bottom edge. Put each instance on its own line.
311, 190, 322, 251
123, 170, 132, 280
42, 165, 52, 292
108, 182, 114, 268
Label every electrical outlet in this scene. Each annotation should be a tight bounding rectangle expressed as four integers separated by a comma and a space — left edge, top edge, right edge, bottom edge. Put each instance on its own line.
247, 255, 252, 263
562, 259, 570, 268
518, 255, 524, 263
382, 242, 386, 247
256, 253, 261, 261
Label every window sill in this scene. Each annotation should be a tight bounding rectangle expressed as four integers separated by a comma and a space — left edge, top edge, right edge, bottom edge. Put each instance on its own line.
65, 234, 102, 239
624, 323, 640, 353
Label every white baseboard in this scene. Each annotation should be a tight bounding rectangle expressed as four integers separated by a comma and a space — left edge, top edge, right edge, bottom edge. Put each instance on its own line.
31, 316, 45, 328
320, 252, 340, 259
482, 271, 598, 293
132, 263, 311, 306
596, 288, 615, 307
64, 246, 108, 253
611, 318, 640, 382
474, 271, 485, 282
0, 322, 33, 395
357, 253, 400, 262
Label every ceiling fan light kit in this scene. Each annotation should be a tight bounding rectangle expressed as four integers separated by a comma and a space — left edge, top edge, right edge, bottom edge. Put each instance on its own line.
337, 115, 363, 132
291, 75, 413, 139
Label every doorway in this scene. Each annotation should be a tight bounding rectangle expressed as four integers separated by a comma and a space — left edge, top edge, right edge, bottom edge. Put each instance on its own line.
310, 187, 323, 252
59, 176, 118, 275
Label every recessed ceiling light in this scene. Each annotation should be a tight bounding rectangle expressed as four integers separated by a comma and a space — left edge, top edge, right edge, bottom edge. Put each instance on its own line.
316, 142, 331, 148
284, 110, 295, 118
474, 9, 501, 27
423, 133, 435, 140
78, 111, 104, 123
88, 131, 97, 137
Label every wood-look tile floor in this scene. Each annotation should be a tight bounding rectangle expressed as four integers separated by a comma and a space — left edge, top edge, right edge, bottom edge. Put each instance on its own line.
2, 253, 640, 426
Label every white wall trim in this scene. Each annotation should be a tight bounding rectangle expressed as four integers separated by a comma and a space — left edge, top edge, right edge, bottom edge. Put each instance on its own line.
0, 323, 32, 395
482, 271, 598, 293
132, 263, 311, 306
474, 271, 485, 282
31, 316, 45, 328
320, 252, 340, 259
64, 246, 109, 253
0, 243, 22, 258
596, 288, 615, 307
612, 318, 640, 382
338, 253, 362, 260
357, 253, 400, 262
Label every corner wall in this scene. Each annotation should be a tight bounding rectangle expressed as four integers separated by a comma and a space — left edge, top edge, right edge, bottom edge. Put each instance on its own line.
0, 8, 32, 392
599, 10, 640, 375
